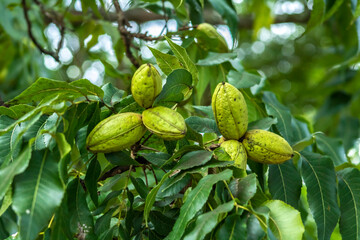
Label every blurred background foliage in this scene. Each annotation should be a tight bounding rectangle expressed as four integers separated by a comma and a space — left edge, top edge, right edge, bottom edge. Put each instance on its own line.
0, 0, 359, 159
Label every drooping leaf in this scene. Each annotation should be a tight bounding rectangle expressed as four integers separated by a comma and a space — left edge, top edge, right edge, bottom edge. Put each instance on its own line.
174, 150, 213, 170
268, 160, 302, 209
165, 36, 198, 85
0, 115, 21, 164
165, 169, 233, 240
301, 151, 340, 240
148, 47, 184, 75
130, 176, 149, 199
314, 132, 347, 166
12, 150, 65, 240
183, 201, 234, 240
262, 200, 304, 240
0, 104, 35, 119
140, 152, 171, 167
150, 211, 176, 236
337, 168, 360, 240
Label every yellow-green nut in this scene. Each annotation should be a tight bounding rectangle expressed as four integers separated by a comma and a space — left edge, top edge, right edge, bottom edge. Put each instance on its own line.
242, 129, 294, 164
131, 63, 162, 108
142, 106, 187, 141
221, 140, 247, 169
86, 112, 146, 153
196, 23, 228, 53
212, 82, 248, 140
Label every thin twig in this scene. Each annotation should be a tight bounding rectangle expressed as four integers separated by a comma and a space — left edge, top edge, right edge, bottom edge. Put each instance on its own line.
141, 133, 153, 145
22, 0, 65, 62
142, 166, 149, 187
140, 145, 160, 152
112, 0, 140, 68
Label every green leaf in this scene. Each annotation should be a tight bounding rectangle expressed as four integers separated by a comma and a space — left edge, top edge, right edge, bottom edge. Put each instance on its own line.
94, 208, 116, 236
0, 145, 31, 200
165, 36, 198, 85
262, 91, 294, 144
262, 200, 304, 240
150, 211, 176, 236
154, 69, 192, 106
140, 152, 171, 167
12, 150, 64, 240
174, 150, 213, 170
160, 145, 204, 168
148, 47, 184, 75
185, 116, 220, 135
196, 52, 237, 66
207, 0, 238, 39
337, 168, 360, 240
185, 124, 204, 146
0, 116, 21, 164
229, 174, 257, 205
216, 214, 246, 240
0, 104, 35, 119
105, 151, 140, 166
130, 176, 149, 199
268, 160, 302, 209
314, 132, 347, 166
305, 0, 325, 33
183, 201, 234, 240
101, 83, 125, 107
193, 106, 214, 119
301, 151, 340, 240
157, 173, 191, 199
7, 78, 103, 105
228, 70, 262, 89
248, 117, 277, 130
165, 169, 233, 240
144, 171, 174, 226
85, 157, 101, 206
66, 178, 96, 238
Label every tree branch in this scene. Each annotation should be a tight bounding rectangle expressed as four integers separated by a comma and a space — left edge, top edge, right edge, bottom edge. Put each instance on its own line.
112, 0, 140, 68
22, 0, 66, 62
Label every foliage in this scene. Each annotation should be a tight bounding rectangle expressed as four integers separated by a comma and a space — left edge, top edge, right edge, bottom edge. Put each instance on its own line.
0, 0, 360, 239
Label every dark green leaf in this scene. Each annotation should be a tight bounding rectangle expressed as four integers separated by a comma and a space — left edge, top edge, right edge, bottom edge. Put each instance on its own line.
130, 176, 149, 199
216, 214, 246, 240
165, 169, 233, 240
0, 116, 21, 164
174, 150, 213, 170
105, 151, 140, 166
301, 151, 340, 240
140, 152, 171, 167
338, 116, 360, 151
148, 47, 184, 75
185, 116, 220, 135
314, 132, 347, 166
85, 157, 101, 206
12, 150, 64, 240
192, 106, 214, 119
157, 173, 191, 198
67, 178, 96, 238
208, 0, 238, 39
268, 160, 302, 209
154, 69, 192, 106
229, 174, 257, 205
305, 0, 325, 33
150, 211, 176, 236
160, 145, 204, 167
0, 104, 34, 119
337, 168, 360, 240
94, 208, 116, 236
185, 124, 203, 146
183, 201, 234, 240
144, 171, 174, 226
